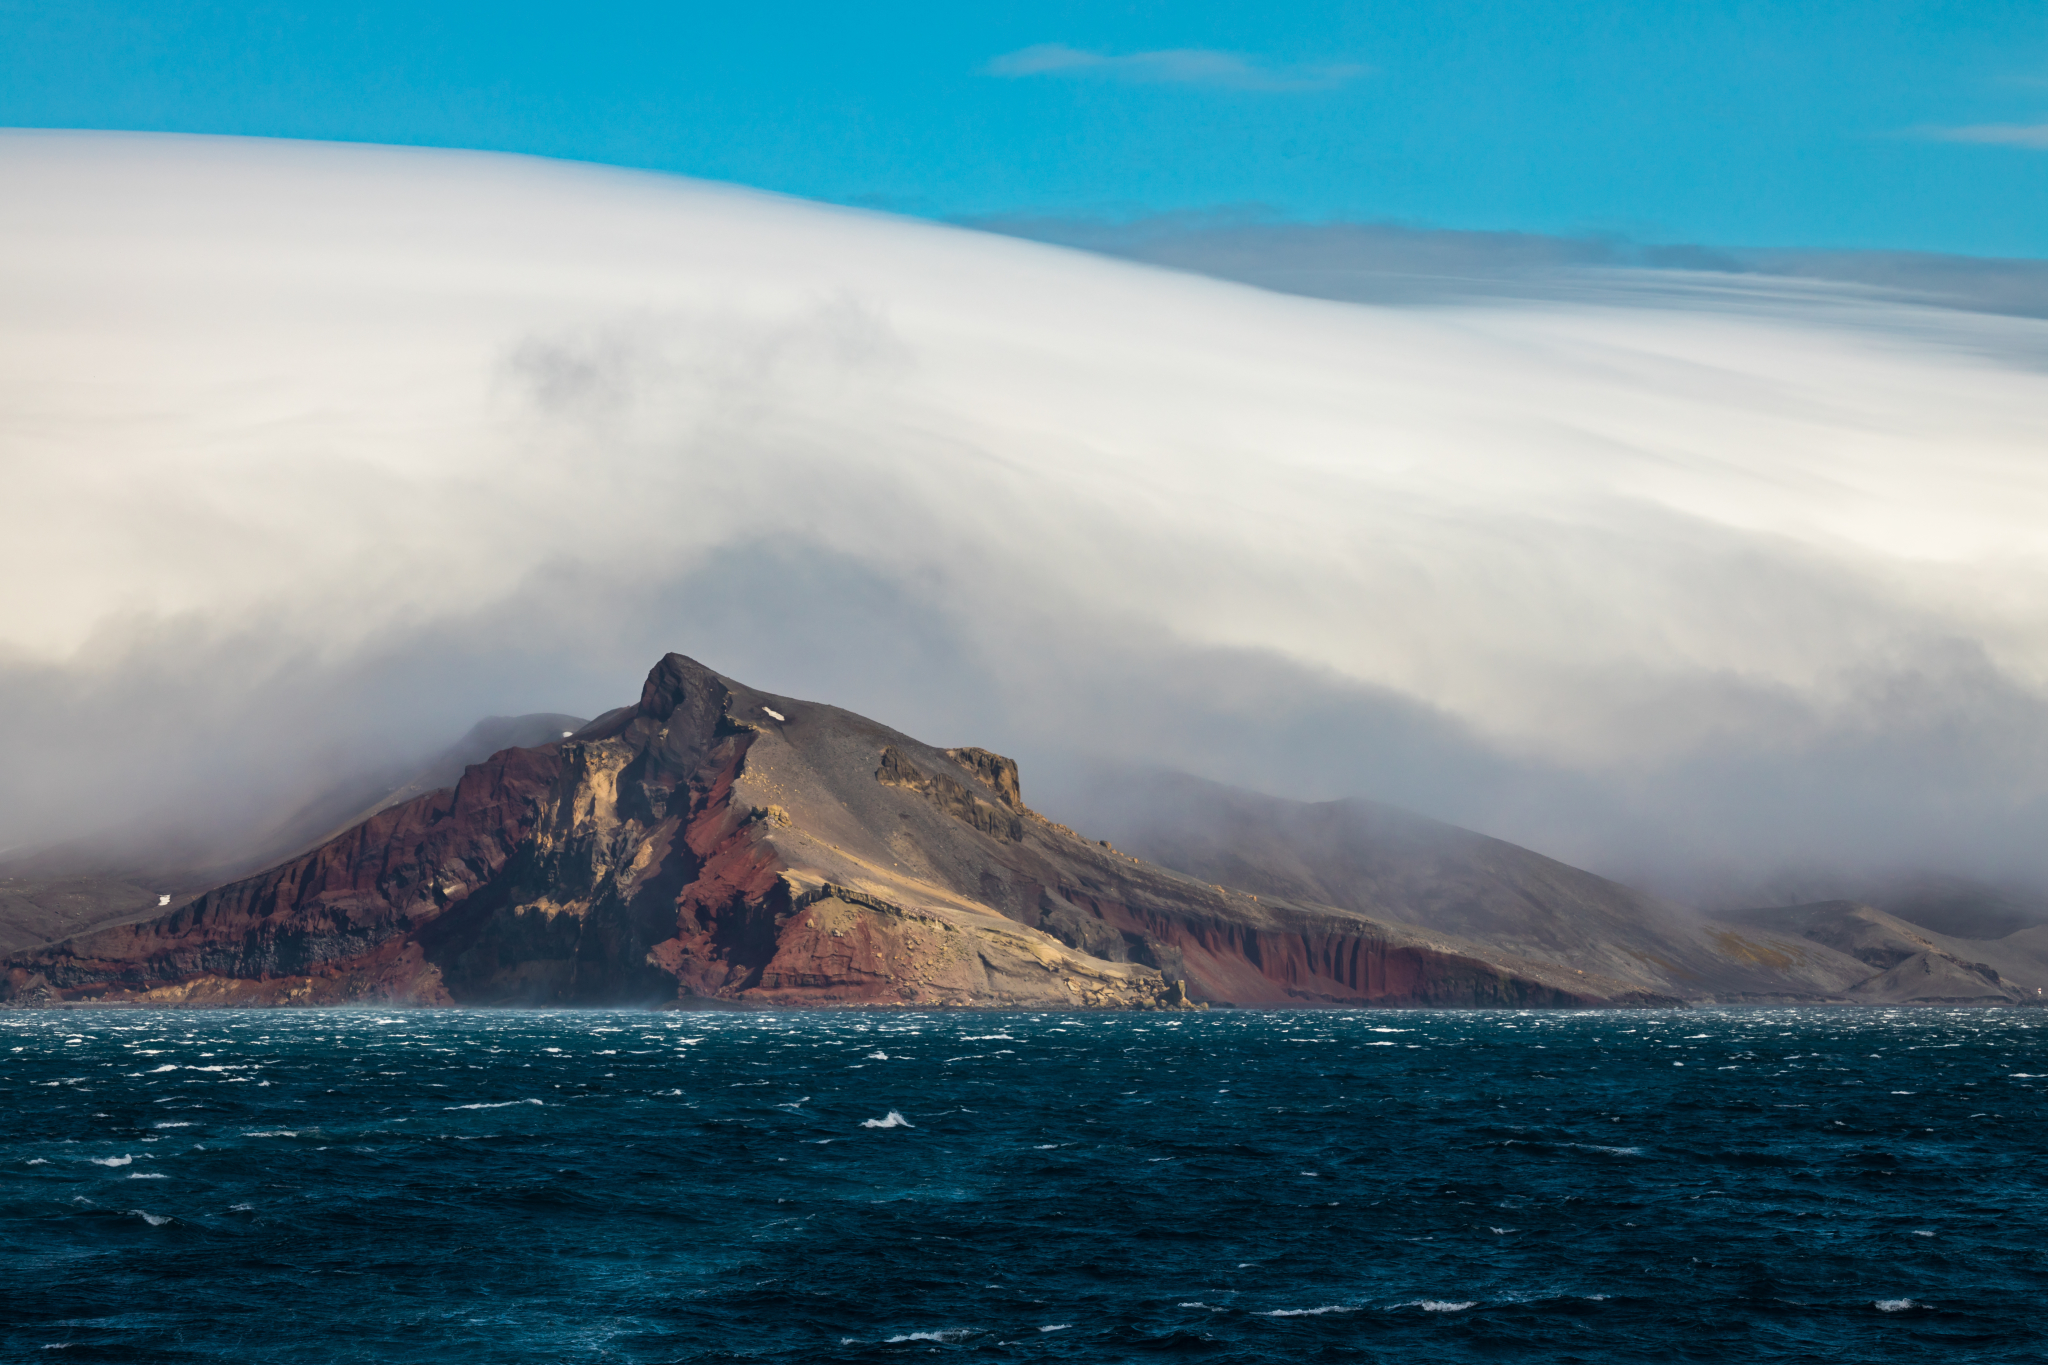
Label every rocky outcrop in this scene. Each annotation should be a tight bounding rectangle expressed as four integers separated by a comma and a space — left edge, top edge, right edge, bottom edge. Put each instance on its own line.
1, 653, 1688, 1010
875, 747, 1024, 842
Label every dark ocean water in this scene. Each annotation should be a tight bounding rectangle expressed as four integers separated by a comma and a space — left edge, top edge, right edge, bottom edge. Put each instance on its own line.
3, 1007, 2044, 1363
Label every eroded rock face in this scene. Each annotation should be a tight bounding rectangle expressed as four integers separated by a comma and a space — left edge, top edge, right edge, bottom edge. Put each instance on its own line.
875, 747, 1024, 843
0, 652, 1708, 1009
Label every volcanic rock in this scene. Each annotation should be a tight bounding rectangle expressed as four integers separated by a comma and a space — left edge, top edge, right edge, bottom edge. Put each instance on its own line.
3, 654, 1677, 1009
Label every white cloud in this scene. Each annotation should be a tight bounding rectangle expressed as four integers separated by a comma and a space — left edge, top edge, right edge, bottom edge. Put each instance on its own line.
3, 132, 2048, 891
1923, 122, 2048, 148
985, 43, 1366, 91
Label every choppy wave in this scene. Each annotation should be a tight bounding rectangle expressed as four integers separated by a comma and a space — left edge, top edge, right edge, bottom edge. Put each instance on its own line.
2, 1006, 2042, 1362
443, 1099, 544, 1110
884, 1328, 975, 1342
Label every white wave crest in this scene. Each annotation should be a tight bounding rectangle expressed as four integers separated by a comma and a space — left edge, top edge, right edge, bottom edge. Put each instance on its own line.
884, 1328, 974, 1342
862, 1110, 913, 1128
90, 1155, 133, 1167
1419, 1300, 1478, 1312
131, 1211, 171, 1227
1874, 1299, 1916, 1312
1260, 1305, 1355, 1317
444, 1099, 544, 1110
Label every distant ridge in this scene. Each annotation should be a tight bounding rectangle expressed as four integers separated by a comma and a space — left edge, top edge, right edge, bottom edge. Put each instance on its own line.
1712, 901, 2048, 1004
1068, 771, 2048, 1005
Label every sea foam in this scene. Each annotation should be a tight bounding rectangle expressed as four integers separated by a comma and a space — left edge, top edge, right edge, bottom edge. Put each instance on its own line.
444, 1099, 544, 1110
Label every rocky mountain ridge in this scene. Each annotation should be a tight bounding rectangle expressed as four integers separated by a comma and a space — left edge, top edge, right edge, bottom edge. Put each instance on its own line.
4, 654, 2039, 1009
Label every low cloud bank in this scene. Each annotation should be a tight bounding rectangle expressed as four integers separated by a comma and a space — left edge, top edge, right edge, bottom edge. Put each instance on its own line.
4, 132, 2048, 899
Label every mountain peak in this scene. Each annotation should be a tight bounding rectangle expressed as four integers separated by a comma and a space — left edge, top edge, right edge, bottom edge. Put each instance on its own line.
637, 652, 726, 722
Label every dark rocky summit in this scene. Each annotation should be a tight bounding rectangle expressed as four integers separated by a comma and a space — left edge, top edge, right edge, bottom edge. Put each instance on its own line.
4, 655, 2039, 1009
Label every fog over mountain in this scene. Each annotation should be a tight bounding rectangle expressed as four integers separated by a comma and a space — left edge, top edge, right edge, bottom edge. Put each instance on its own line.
4, 131, 2047, 902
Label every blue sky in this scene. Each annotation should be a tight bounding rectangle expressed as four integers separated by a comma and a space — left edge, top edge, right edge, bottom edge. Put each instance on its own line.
4, 1, 2045, 256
